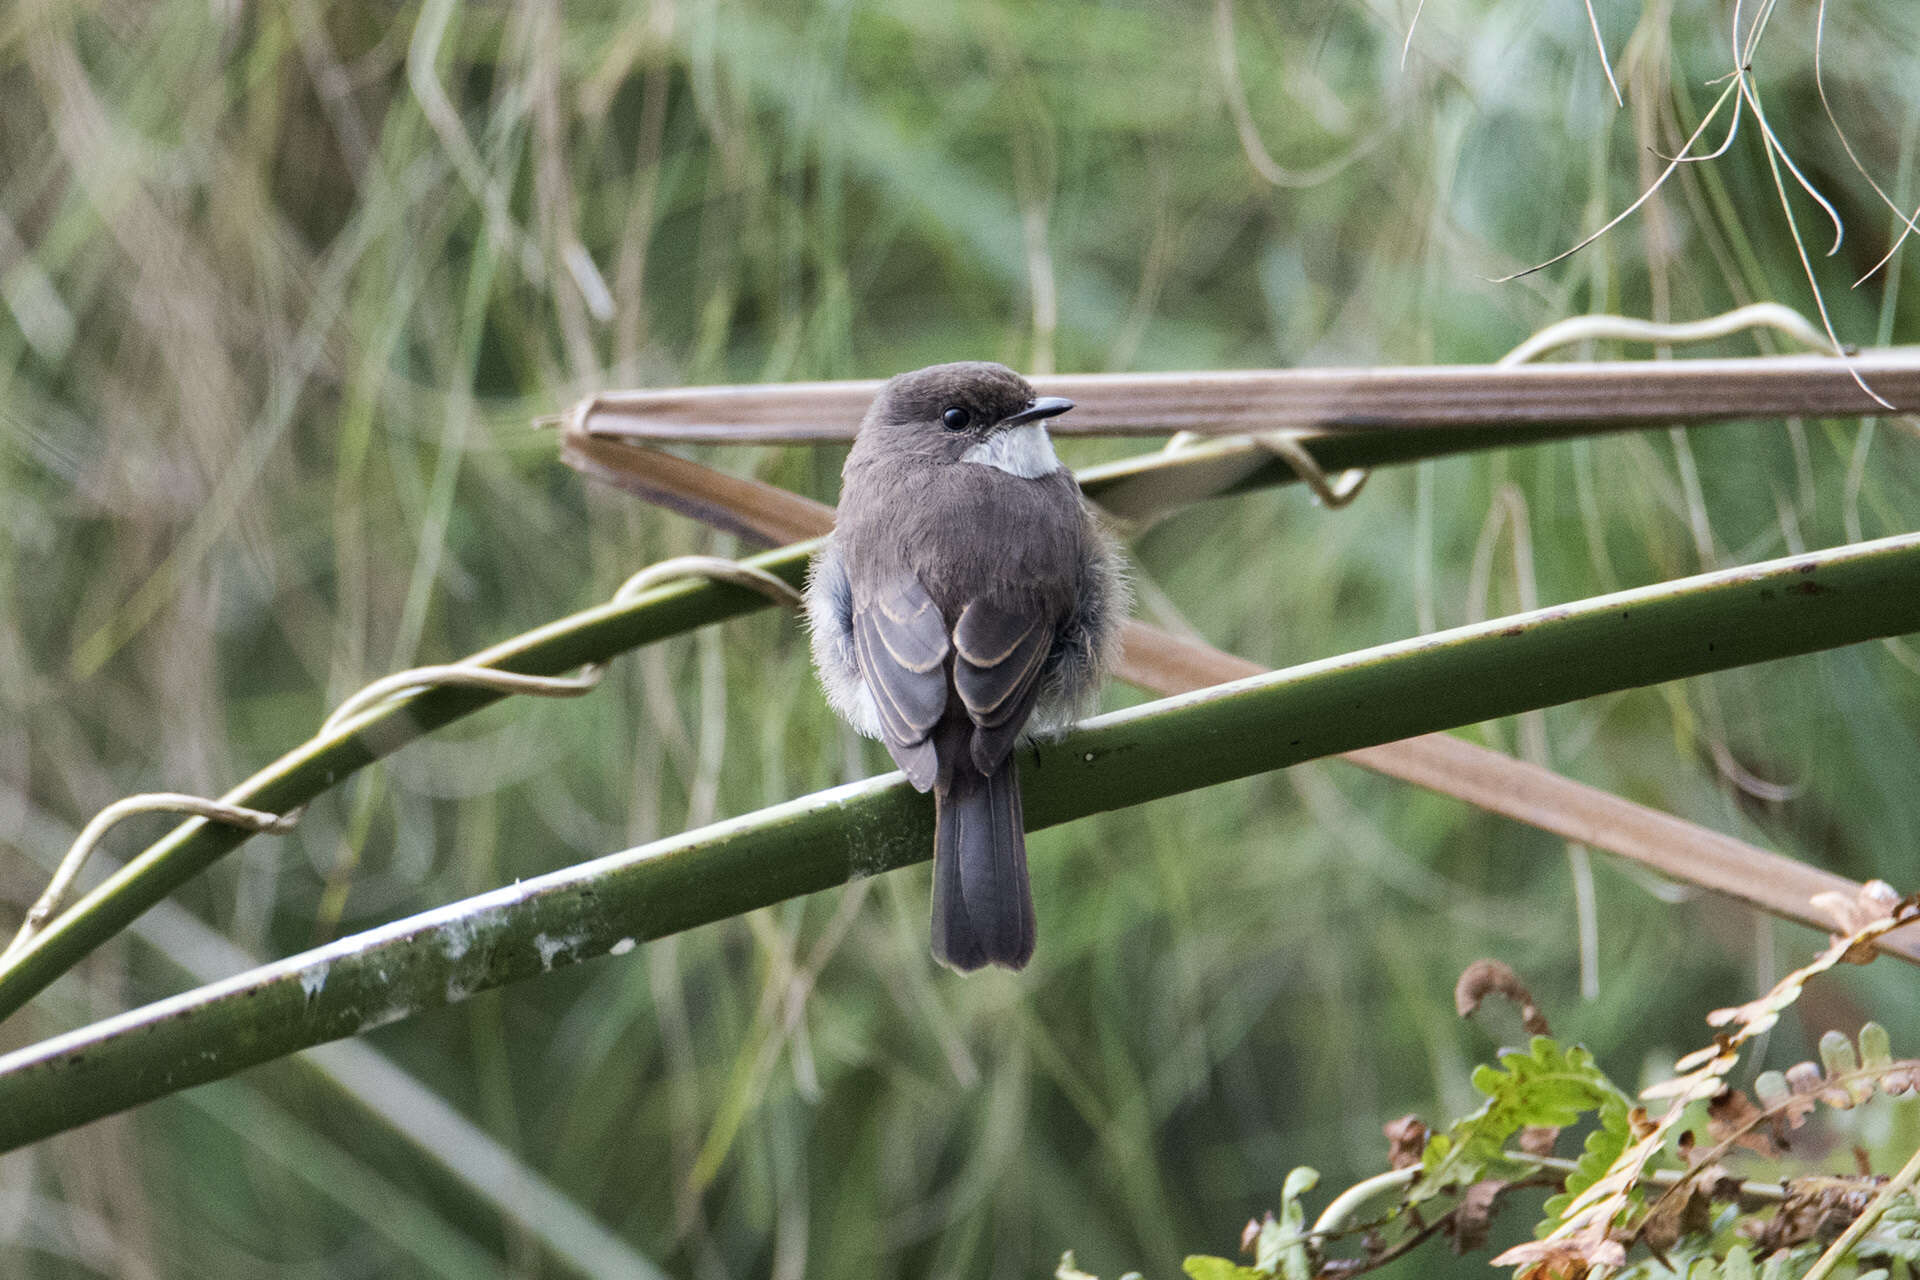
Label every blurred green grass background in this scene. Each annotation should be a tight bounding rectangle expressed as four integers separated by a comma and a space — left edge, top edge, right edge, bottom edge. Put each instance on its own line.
3, 0, 1920, 1275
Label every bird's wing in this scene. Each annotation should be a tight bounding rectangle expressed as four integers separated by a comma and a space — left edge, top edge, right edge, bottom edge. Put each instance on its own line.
952, 597, 1053, 776
851, 574, 950, 791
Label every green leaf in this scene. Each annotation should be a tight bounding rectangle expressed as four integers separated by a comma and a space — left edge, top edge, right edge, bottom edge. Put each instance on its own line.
1182, 1256, 1267, 1280
1860, 1195, 1920, 1263
1252, 1167, 1320, 1278
1417, 1036, 1632, 1207
1860, 1022, 1894, 1069
1057, 1251, 1098, 1280
1539, 1086, 1635, 1222
1758, 1244, 1819, 1280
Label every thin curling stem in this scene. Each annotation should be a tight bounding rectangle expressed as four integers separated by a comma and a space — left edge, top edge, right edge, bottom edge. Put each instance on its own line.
320, 557, 802, 734
4, 795, 299, 960
3, 555, 806, 1002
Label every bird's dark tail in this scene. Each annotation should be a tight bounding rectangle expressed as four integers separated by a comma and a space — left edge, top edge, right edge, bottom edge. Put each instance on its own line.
930, 762, 1035, 971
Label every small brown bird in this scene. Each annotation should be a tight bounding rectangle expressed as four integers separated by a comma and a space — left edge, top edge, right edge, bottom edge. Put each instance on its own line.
805, 362, 1126, 971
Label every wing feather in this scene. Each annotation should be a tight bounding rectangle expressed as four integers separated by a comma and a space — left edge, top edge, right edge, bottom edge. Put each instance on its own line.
953, 599, 1054, 774
851, 576, 951, 791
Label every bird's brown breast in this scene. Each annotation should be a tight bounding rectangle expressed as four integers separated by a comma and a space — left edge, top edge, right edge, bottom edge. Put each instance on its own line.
839, 458, 1089, 623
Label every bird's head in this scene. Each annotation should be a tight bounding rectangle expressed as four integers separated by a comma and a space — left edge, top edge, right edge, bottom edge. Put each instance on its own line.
854, 361, 1074, 478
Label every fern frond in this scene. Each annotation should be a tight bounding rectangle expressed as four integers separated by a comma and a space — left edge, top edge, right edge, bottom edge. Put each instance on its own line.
1417, 1037, 1632, 1206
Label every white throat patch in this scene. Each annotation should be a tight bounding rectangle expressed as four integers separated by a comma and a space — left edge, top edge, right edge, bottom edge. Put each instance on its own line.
960, 423, 1062, 479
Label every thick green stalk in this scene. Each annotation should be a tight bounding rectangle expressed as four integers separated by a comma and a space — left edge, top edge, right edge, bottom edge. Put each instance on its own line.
2, 532, 1917, 1151
0, 542, 817, 1025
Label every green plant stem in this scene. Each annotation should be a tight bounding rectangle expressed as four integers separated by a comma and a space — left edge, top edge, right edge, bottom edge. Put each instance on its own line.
0, 541, 817, 1026
1311, 1166, 1420, 1236
1307, 1152, 1786, 1248
2, 532, 1918, 1151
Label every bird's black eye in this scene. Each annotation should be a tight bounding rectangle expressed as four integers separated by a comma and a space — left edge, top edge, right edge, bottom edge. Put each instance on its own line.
941, 406, 972, 431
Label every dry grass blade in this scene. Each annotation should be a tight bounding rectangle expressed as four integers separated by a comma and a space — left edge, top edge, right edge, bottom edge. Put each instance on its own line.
1811, 4, 1920, 287
1087, 305, 1840, 566
1399, 0, 1427, 69
5, 796, 299, 961
1401, 0, 1620, 104
1214, 0, 1376, 189
1722, 59, 1898, 412
1583, 0, 1623, 107
558, 439, 1920, 963
1736, 68, 1846, 257
566, 352, 1920, 445
563, 396, 1379, 528
1493, 76, 1741, 284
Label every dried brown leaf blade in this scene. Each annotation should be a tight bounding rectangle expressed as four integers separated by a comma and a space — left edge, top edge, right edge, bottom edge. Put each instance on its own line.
1384, 1116, 1430, 1171
1707, 1088, 1783, 1157
565, 355, 1920, 445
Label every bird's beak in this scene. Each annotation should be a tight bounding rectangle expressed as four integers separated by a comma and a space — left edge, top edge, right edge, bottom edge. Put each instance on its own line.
1000, 396, 1074, 426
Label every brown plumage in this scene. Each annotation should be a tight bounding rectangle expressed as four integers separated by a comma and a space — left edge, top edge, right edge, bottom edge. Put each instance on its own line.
806, 362, 1126, 971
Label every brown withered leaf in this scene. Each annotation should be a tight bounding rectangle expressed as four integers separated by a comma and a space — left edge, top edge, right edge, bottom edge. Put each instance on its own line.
1810, 880, 1914, 962
1384, 1115, 1430, 1171
1445, 1180, 1503, 1254
1748, 1176, 1882, 1253
1455, 959, 1551, 1036
1641, 1177, 1717, 1254
1698, 1167, 1741, 1203
1880, 1062, 1920, 1096
1783, 1061, 1854, 1111
1672, 1034, 1738, 1074
1777, 1097, 1818, 1131
1518, 1125, 1560, 1158
558, 433, 836, 546
1494, 1234, 1625, 1280
1707, 1087, 1783, 1156
1708, 895, 1920, 1040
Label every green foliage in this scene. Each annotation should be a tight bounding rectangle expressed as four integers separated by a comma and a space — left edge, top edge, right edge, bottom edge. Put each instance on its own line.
1057, 1250, 1143, 1280
1750, 1020, 1920, 1126
1418, 1037, 1633, 1206
1110, 911, 1920, 1280
1189, 1166, 1322, 1280
1539, 1086, 1635, 1224
1606, 1241, 1823, 1280
1182, 1258, 1269, 1280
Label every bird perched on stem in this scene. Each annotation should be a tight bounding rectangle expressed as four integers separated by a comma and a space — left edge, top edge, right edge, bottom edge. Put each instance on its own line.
806, 362, 1126, 971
